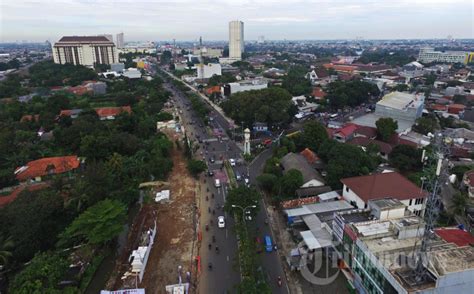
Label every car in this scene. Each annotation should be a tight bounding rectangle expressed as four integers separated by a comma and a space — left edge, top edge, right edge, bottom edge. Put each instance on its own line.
218, 216, 225, 228
210, 156, 215, 163
208, 170, 214, 176
236, 171, 242, 181
255, 237, 263, 253
229, 158, 236, 166
264, 235, 273, 252
244, 178, 250, 186
214, 179, 221, 188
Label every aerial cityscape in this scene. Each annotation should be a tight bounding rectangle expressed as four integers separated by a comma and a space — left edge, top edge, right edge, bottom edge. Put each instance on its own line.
1, 1, 474, 294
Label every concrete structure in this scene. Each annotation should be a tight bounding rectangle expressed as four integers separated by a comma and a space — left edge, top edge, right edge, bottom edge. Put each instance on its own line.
353, 91, 424, 134
341, 172, 427, 216
244, 128, 251, 155
223, 79, 267, 96
192, 47, 223, 58
229, 20, 244, 60
196, 63, 221, 79
116, 32, 124, 49
418, 47, 474, 64
53, 36, 118, 67
111, 62, 125, 73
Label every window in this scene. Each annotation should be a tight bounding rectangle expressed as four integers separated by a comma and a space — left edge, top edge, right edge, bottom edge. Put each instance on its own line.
409, 199, 413, 205
346, 186, 349, 193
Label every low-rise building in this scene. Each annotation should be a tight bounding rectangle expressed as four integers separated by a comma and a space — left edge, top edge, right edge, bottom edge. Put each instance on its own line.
14, 155, 81, 183
341, 172, 427, 216
223, 79, 267, 96
196, 63, 221, 79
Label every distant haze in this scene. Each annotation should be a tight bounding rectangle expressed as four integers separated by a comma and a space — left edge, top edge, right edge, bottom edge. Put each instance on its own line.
1, 0, 473, 42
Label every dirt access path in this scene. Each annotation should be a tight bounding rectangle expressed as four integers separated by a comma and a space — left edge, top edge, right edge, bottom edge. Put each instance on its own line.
138, 130, 200, 293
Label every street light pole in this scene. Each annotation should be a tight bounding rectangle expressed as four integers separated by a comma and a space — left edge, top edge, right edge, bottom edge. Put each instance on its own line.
231, 204, 257, 223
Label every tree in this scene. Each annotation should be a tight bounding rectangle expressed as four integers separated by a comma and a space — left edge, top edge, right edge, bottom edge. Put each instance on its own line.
221, 87, 294, 127
280, 169, 303, 198
160, 51, 172, 65
58, 199, 126, 247
0, 189, 68, 263
0, 234, 14, 267
376, 117, 398, 142
282, 66, 312, 96
389, 144, 422, 173
412, 116, 439, 135
187, 159, 207, 177
9, 252, 69, 294
225, 186, 260, 218
299, 121, 328, 152
393, 84, 409, 92
256, 173, 278, 193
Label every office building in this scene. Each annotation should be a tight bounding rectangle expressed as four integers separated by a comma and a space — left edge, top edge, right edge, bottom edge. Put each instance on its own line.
52, 36, 118, 67
418, 47, 474, 64
229, 20, 244, 60
116, 32, 124, 49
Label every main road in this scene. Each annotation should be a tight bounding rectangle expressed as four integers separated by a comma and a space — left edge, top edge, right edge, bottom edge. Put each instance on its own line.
159, 69, 289, 293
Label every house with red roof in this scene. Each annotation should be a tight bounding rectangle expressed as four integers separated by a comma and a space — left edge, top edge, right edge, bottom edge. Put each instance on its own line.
334, 124, 358, 143
95, 106, 132, 120
463, 170, 474, 198
14, 155, 81, 183
347, 137, 393, 159
205, 86, 221, 96
311, 87, 327, 101
341, 171, 427, 216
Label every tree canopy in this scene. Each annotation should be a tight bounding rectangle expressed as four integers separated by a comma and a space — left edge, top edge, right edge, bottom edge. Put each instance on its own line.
326, 80, 380, 109
376, 117, 398, 142
221, 87, 295, 127
357, 50, 416, 66
29, 61, 97, 87
296, 121, 328, 152
281, 66, 312, 96
225, 186, 260, 218
187, 159, 207, 177
412, 116, 439, 135
58, 199, 126, 247
280, 169, 304, 198
389, 144, 422, 173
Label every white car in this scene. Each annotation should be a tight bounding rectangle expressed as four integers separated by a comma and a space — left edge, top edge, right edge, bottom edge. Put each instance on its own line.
229, 158, 236, 166
244, 178, 250, 186
218, 216, 225, 228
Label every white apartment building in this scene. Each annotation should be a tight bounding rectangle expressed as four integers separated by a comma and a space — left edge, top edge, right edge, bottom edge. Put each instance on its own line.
53, 36, 119, 67
229, 20, 244, 60
196, 63, 222, 79
116, 33, 124, 49
418, 47, 473, 64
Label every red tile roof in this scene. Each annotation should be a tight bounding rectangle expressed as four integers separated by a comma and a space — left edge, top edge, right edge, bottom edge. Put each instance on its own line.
300, 148, 319, 164
15, 156, 80, 181
341, 172, 427, 202
448, 104, 466, 114
205, 86, 221, 95
430, 104, 448, 111
348, 137, 393, 155
354, 125, 377, 139
312, 87, 327, 99
336, 124, 358, 137
280, 196, 320, 209
0, 183, 49, 207
95, 106, 132, 118
67, 86, 91, 96
435, 227, 474, 247
20, 114, 40, 122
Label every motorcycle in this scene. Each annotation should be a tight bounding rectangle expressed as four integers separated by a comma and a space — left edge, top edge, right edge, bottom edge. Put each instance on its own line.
212, 235, 216, 243
215, 246, 219, 254
208, 262, 213, 271
277, 276, 282, 287
208, 243, 212, 250
205, 224, 209, 231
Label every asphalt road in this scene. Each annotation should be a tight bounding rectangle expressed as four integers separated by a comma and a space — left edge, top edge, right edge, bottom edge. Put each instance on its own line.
161, 71, 289, 293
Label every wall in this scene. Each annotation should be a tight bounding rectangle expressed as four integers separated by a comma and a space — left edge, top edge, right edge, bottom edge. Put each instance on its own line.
342, 185, 366, 209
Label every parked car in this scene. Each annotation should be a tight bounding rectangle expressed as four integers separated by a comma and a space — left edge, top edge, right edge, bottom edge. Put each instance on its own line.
218, 216, 225, 228
236, 171, 242, 181
264, 235, 273, 252
214, 179, 221, 188
208, 170, 214, 176
210, 156, 215, 163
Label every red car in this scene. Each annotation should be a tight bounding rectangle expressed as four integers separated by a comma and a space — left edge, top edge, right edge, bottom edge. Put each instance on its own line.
255, 237, 263, 254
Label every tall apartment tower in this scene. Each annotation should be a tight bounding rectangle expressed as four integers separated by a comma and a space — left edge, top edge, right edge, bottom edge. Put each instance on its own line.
116, 32, 124, 49
229, 20, 244, 60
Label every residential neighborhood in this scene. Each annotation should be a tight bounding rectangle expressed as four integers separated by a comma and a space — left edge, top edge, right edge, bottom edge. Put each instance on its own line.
1, 2, 474, 294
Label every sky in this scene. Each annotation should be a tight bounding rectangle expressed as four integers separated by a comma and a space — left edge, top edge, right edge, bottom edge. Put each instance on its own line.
1, 0, 473, 42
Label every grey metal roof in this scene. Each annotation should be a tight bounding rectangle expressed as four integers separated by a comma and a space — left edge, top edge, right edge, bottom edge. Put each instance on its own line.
280, 153, 324, 185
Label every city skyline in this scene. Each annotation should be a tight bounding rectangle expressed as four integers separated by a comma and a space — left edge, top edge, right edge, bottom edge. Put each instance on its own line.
1, 0, 473, 42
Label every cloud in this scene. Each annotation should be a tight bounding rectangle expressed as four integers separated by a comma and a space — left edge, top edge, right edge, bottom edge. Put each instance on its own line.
0, 0, 472, 41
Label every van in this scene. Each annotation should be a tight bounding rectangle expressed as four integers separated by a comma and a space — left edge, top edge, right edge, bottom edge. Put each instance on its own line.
329, 113, 338, 119
236, 172, 242, 181
264, 235, 273, 252
214, 179, 221, 188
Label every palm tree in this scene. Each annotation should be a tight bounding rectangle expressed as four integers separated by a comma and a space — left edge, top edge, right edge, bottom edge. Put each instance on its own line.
0, 234, 14, 268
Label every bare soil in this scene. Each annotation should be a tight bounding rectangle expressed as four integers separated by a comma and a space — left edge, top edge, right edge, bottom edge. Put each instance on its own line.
108, 130, 199, 293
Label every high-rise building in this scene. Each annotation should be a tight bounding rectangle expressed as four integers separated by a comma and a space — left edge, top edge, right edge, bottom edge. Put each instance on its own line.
229, 20, 244, 60
52, 36, 118, 67
116, 32, 124, 49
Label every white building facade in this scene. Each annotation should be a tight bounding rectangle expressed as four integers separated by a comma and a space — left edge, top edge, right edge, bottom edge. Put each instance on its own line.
53, 36, 119, 67
116, 33, 124, 49
229, 20, 244, 60
418, 47, 473, 64
196, 63, 222, 79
